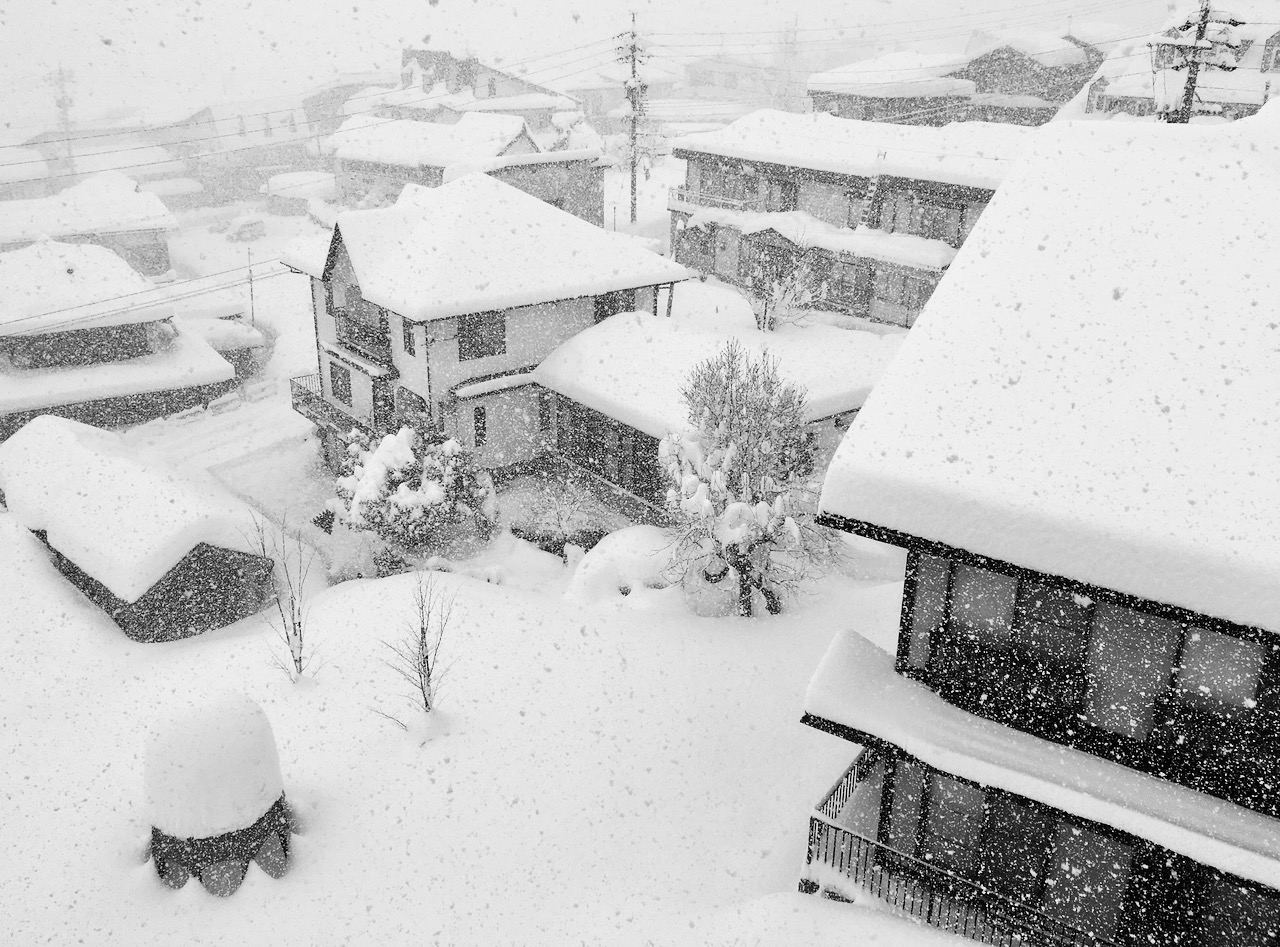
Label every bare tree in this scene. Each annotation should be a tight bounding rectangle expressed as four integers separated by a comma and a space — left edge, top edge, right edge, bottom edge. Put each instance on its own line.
249, 516, 319, 682
376, 572, 456, 728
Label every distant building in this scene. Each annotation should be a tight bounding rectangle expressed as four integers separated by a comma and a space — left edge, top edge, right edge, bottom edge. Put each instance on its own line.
0, 170, 177, 276
669, 110, 1027, 328
0, 241, 236, 439
282, 174, 690, 472
1082, 3, 1280, 120
809, 31, 1103, 126
802, 112, 1280, 945
0, 416, 275, 642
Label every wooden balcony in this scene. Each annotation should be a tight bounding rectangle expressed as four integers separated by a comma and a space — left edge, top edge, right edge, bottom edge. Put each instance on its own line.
333, 311, 393, 365
803, 752, 1118, 947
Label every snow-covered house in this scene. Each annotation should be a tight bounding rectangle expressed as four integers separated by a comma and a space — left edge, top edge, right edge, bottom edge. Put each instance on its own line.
0, 416, 274, 641
800, 115, 1280, 944
0, 241, 236, 440
329, 113, 605, 225
669, 110, 1028, 328
282, 173, 692, 471
534, 299, 903, 505
0, 170, 178, 276
808, 31, 1103, 126
1079, 2, 1280, 121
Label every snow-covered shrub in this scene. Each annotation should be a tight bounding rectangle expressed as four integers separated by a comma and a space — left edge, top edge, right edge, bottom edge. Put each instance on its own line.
331, 427, 496, 554
564, 525, 674, 605
661, 340, 833, 617
746, 251, 815, 332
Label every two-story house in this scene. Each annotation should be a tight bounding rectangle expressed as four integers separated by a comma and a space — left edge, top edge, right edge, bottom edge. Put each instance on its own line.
669, 110, 1027, 329
1082, 2, 1279, 121
329, 112, 606, 225
798, 114, 1280, 944
808, 31, 1103, 127
282, 173, 691, 472
0, 241, 236, 439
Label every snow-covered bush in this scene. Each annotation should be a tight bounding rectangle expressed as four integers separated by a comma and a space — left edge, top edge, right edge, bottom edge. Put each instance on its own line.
331, 427, 496, 554
564, 524, 674, 605
746, 251, 815, 332
661, 340, 833, 617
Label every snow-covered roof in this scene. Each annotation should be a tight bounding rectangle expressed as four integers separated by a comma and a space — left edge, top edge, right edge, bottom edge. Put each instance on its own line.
439, 146, 603, 183
454, 91, 580, 113
0, 171, 177, 246
806, 620, 1280, 891
965, 29, 1092, 68
680, 206, 958, 272
0, 241, 173, 336
332, 113, 532, 168
0, 146, 49, 185
0, 326, 234, 415
261, 171, 337, 201
140, 177, 204, 198
286, 174, 693, 322
818, 113, 1280, 633
612, 98, 758, 124
672, 110, 1029, 191
0, 416, 260, 603
534, 306, 904, 439
807, 51, 976, 98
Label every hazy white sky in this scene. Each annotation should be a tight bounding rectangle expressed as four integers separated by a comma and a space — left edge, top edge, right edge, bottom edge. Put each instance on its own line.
0, 0, 1171, 133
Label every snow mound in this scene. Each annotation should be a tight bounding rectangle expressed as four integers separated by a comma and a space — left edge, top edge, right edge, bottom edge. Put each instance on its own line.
145, 691, 284, 839
565, 525, 674, 605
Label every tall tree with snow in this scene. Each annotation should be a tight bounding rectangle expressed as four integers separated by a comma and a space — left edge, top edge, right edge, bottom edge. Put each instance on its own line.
331, 426, 496, 554
661, 340, 825, 617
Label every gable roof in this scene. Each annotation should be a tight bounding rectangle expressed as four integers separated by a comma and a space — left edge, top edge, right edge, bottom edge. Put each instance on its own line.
0, 171, 177, 246
818, 110, 1280, 633
671, 109, 1030, 191
332, 113, 533, 169
290, 174, 693, 322
0, 240, 173, 336
0, 416, 261, 603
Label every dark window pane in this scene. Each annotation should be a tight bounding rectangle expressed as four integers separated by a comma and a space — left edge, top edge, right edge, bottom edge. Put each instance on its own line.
1177, 628, 1263, 711
329, 363, 352, 406
1195, 876, 1280, 947
458, 312, 506, 360
1042, 824, 1132, 941
473, 406, 487, 448
975, 794, 1053, 903
1085, 604, 1181, 739
885, 758, 926, 856
918, 773, 985, 876
949, 564, 1017, 645
907, 555, 950, 669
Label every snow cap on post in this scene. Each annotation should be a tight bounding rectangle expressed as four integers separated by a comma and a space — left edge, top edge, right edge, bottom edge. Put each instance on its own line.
145, 691, 284, 840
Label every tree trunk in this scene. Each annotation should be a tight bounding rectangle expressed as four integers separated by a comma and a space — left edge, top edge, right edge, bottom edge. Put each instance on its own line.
725, 545, 782, 618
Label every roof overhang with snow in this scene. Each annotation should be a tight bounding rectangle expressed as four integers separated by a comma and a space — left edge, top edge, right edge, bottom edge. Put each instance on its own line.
818, 112, 1280, 633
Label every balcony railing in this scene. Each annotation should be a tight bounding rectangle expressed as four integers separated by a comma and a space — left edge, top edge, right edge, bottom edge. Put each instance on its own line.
668, 186, 763, 213
289, 372, 366, 433
805, 752, 1118, 947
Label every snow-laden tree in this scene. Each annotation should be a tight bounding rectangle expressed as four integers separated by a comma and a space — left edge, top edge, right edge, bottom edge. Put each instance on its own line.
746, 248, 815, 332
661, 340, 830, 617
331, 426, 496, 553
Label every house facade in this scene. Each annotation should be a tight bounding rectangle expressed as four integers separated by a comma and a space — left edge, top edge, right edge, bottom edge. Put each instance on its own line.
283, 174, 690, 473
669, 110, 1025, 328
798, 114, 1280, 945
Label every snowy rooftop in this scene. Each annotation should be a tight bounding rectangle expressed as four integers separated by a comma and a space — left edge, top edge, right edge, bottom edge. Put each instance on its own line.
819, 112, 1280, 633
806, 619, 1280, 891
534, 284, 905, 438
672, 110, 1030, 191
453, 91, 580, 113
0, 171, 178, 246
283, 174, 694, 323
807, 51, 976, 98
331, 113, 533, 169
0, 416, 258, 603
0, 241, 173, 336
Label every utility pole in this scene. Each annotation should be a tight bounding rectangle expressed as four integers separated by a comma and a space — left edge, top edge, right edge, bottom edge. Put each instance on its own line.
247, 248, 256, 327
49, 65, 76, 179
618, 13, 647, 225
1156, 0, 1241, 124
1173, 0, 1212, 124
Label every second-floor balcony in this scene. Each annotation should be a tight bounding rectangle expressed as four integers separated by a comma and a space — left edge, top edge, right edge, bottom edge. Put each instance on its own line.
289, 372, 367, 433
333, 310, 393, 364
668, 186, 763, 213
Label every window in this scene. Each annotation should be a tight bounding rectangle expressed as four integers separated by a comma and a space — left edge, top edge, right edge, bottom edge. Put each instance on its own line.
329, 362, 352, 406
949, 564, 1018, 646
401, 319, 415, 356
473, 406, 487, 448
906, 555, 950, 669
1176, 628, 1263, 711
457, 311, 506, 360
1195, 876, 1280, 946
537, 390, 552, 431
918, 773, 985, 875
884, 758, 926, 855
396, 385, 428, 419
764, 179, 797, 213
1041, 824, 1133, 942
1084, 605, 1181, 740
593, 290, 637, 323
873, 268, 905, 304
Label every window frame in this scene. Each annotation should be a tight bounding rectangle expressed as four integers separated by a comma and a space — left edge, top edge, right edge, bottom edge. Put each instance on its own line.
457, 311, 506, 361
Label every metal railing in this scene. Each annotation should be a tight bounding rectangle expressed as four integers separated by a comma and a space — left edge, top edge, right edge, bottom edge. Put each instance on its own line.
817, 749, 878, 822
805, 817, 1118, 947
289, 373, 364, 432
668, 186, 763, 213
